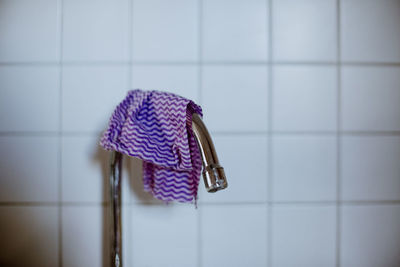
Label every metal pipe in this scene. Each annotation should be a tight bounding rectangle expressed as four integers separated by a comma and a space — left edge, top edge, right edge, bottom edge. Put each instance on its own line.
110, 151, 123, 267
108, 113, 227, 266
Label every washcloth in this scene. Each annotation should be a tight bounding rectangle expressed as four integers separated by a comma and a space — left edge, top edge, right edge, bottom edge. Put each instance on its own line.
100, 89, 203, 203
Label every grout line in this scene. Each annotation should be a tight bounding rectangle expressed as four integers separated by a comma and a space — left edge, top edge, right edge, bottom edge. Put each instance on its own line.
273, 61, 337, 65
0, 61, 130, 66
0, 202, 60, 207
2, 199, 400, 207
198, 201, 270, 206
57, 0, 64, 266
0, 132, 60, 136
267, 0, 273, 266
197, 1, 203, 266
57, 73, 63, 266
62, 61, 130, 65
340, 61, 400, 67
0, 131, 101, 137
126, 0, 134, 266
2, 130, 400, 137
201, 60, 272, 65
198, 63, 203, 107
2, 61, 400, 66
61, 131, 103, 136
272, 131, 336, 135
128, 0, 133, 89
274, 200, 400, 206
0, 202, 110, 207
192, 202, 270, 207
272, 201, 337, 207
62, 202, 110, 206
340, 200, 400, 206
0, 62, 59, 66
197, 203, 202, 267
336, 1, 342, 266
340, 131, 400, 136
197, 0, 203, 107
211, 130, 268, 135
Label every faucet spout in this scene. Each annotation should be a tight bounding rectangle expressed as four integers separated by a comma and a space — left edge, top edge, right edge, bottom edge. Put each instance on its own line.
191, 113, 228, 193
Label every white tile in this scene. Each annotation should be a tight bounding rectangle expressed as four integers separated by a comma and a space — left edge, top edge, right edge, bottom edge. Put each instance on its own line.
341, 0, 400, 62
201, 205, 268, 267
62, 206, 107, 267
273, 0, 337, 62
272, 66, 337, 131
62, 135, 133, 204
271, 206, 336, 267
63, 0, 130, 62
131, 65, 199, 102
0, 0, 59, 62
121, 205, 130, 266
0, 136, 58, 202
132, 0, 198, 62
202, 65, 268, 132
272, 136, 337, 202
341, 136, 400, 201
202, 0, 268, 61
62, 136, 104, 203
0, 206, 58, 267
0, 66, 59, 132
62, 65, 129, 132
341, 66, 400, 131
131, 204, 198, 267
341, 205, 400, 267
199, 135, 268, 203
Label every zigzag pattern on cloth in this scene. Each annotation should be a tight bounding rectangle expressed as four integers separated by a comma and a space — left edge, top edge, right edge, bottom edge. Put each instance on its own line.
100, 89, 203, 203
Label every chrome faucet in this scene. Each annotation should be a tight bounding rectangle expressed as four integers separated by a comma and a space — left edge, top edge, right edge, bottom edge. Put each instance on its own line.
191, 113, 228, 193
109, 113, 228, 267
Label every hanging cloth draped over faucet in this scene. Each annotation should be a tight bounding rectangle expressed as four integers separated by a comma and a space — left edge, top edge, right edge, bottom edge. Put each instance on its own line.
100, 89, 203, 203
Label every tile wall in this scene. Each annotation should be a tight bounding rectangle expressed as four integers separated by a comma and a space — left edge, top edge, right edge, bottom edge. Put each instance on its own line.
0, 0, 400, 266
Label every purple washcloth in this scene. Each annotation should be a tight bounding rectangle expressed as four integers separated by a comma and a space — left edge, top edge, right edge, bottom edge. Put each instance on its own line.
100, 89, 203, 203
